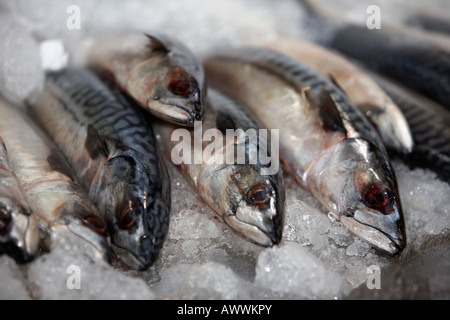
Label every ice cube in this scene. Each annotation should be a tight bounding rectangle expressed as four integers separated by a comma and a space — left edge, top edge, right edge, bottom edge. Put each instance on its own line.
0, 256, 30, 299
27, 227, 156, 300
254, 242, 345, 299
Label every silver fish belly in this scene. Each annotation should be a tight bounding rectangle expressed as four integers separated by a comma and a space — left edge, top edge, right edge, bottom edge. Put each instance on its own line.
28, 68, 171, 270
153, 88, 285, 246
86, 32, 205, 126
0, 135, 39, 262
0, 97, 108, 256
204, 47, 406, 255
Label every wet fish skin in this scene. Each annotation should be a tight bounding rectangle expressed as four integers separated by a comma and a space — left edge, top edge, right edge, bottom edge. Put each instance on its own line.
372, 73, 450, 183
0, 136, 39, 262
266, 36, 414, 154
28, 68, 171, 270
87, 33, 205, 126
153, 89, 285, 246
329, 25, 450, 111
204, 47, 406, 254
0, 97, 109, 256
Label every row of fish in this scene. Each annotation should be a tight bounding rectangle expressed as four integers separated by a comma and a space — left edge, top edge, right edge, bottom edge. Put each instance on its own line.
1, 12, 449, 269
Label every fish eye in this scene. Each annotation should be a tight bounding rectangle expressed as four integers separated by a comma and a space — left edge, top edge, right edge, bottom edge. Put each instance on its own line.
167, 69, 197, 98
169, 79, 194, 97
83, 215, 107, 236
118, 203, 138, 230
246, 184, 274, 210
363, 184, 395, 214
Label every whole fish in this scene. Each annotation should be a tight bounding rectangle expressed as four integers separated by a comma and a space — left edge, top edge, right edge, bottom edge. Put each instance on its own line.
328, 24, 450, 111
204, 47, 406, 254
0, 136, 39, 262
0, 97, 108, 255
153, 89, 285, 246
371, 73, 450, 183
86, 32, 205, 126
28, 68, 171, 270
266, 36, 414, 154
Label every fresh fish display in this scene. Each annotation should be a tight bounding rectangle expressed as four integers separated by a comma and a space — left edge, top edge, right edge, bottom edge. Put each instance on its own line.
86, 32, 205, 126
371, 73, 450, 183
153, 89, 285, 246
0, 136, 39, 262
28, 68, 171, 270
0, 97, 108, 255
266, 36, 414, 154
328, 24, 450, 111
204, 47, 406, 254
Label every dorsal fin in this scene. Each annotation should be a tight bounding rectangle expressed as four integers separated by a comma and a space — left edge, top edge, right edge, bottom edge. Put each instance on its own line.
305, 86, 347, 134
145, 34, 170, 55
85, 125, 109, 160
0, 136, 6, 153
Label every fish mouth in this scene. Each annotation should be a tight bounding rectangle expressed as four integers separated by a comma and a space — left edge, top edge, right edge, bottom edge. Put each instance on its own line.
110, 242, 154, 271
148, 99, 201, 126
224, 215, 279, 246
340, 215, 405, 255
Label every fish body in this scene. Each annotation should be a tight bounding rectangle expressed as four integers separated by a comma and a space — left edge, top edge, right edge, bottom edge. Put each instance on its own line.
87, 33, 205, 126
204, 47, 406, 254
0, 97, 108, 255
266, 36, 413, 154
28, 68, 171, 270
371, 73, 450, 183
0, 135, 38, 262
153, 89, 285, 246
329, 25, 450, 111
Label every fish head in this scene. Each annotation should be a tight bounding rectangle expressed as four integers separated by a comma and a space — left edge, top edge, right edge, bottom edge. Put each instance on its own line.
0, 197, 39, 262
359, 100, 414, 154
134, 59, 204, 126
308, 139, 406, 255
98, 155, 169, 271
220, 165, 284, 247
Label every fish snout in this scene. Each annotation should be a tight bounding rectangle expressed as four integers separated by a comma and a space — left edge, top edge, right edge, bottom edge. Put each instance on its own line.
340, 207, 406, 255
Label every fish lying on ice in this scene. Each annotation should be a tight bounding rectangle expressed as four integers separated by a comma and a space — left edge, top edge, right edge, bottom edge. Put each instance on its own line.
27, 68, 171, 270
266, 36, 413, 154
0, 97, 109, 256
0, 136, 39, 262
86, 32, 205, 126
153, 89, 285, 246
370, 73, 450, 183
204, 47, 406, 254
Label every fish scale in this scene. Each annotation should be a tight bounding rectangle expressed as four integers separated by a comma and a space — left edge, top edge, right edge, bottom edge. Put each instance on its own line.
209, 47, 382, 150
28, 68, 170, 270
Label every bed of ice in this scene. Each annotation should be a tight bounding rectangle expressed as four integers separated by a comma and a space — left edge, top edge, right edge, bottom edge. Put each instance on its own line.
0, 0, 449, 300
